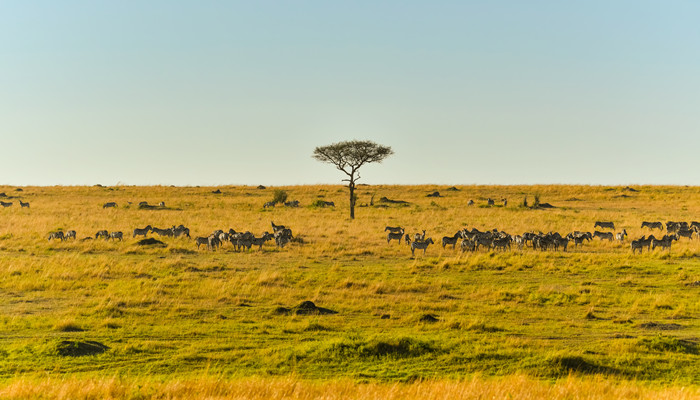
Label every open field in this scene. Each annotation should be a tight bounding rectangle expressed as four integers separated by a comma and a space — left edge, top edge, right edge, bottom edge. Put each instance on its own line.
0, 184, 699, 398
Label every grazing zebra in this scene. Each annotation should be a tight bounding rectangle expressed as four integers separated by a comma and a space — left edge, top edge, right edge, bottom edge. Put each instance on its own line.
460, 238, 476, 252
158, 202, 165, 207
641, 221, 663, 230
251, 232, 273, 250
172, 225, 190, 238
284, 200, 299, 207
691, 222, 700, 231
263, 201, 276, 208
322, 201, 335, 207
474, 236, 494, 251
95, 230, 109, 239
387, 229, 404, 245
676, 228, 695, 240
151, 227, 174, 237
441, 232, 461, 249
208, 235, 222, 250
48, 231, 65, 241
0, 201, 13, 208
384, 226, 403, 234
109, 231, 123, 241
273, 228, 293, 248
666, 221, 686, 233
615, 229, 628, 243
410, 237, 434, 256
64, 230, 77, 240
102, 202, 117, 209
652, 235, 676, 250
467, 200, 474, 206
19, 200, 29, 208
593, 231, 614, 241
492, 236, 511, 251
594, 221, 615, 230
133, 225, 152, 238
195, 236, 209, 250
487, 198, 495, 206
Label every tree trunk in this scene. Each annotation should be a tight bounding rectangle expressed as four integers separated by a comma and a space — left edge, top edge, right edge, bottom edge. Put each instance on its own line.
349, 181, 355, 219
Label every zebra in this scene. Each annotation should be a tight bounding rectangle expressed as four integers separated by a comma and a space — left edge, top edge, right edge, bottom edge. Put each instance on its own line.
109, 231, 123, 241
594, 221, 615, 230
19, 200, 29, 208
666, 221, 687, 233
172, 225, 190, 238
263, 201, 276, 208
410, 237, 434, 256
133, 225, 152, 238
404, 234, 411, 245
593, 231, 614, 241
460, 238, 476, 252
441, 232, 461, 249
676, 228, 695, 240
414, 230, 426, 242
631, 237, 646, 254
251, 232, 273, 250
492, 236, 512, 252
652, 235, 677, 250
48, 231, 65, 241
487, 198, 495, 206
64, 230, 77, 240
208, 235, 222, 250
615, 229, 628, 243
641, 221, 663, 230
274, 228, 293, 248
95, 230, 109, 239
151, 227, 174, 237
195, 236, 210, 250
271, 221, 287, 233
384, 226, 403, 234
502, 198, 508, 206
322, 201, 335, 207
158, 201, 165, 207
387, 229, 404, 245
102, 202, 117, 209
467, 200, 474, 206
284, 200, 300, 207
0, 201, 13, 208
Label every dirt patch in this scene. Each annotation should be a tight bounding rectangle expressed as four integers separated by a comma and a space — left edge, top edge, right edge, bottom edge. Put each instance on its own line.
55, 340, 109, 357
638, 322, 684, 330
136, 238, 167, 247
273, 301, 338, 316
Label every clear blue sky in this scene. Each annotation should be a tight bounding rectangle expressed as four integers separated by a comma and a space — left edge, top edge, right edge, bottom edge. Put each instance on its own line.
2, 1, 699, 186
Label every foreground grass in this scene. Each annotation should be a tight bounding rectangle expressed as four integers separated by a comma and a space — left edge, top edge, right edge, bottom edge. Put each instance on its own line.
2, 376, 699, 400
0, 184, 699, 396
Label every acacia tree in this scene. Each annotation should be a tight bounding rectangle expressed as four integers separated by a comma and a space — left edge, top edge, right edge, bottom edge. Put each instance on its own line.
312, 140, 393, 219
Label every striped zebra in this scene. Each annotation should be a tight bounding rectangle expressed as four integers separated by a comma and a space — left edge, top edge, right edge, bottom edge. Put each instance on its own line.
615, 229, 628, 243
594, 221, 615, 230
631, 236, 654, 254
48, 231, 65, 241
19, 200, 29, 208
64, 230, 77, 240
384, 226, 403, 233
467, 200, 474, 206
652, 235, 676, 250
441, 232, 461, 249
109, 231, 123, 241
593, 231, 614, 241
95, 230, 109, 239
492, 236, 512, 251
195, 236, 210, 250
641, 221, 663, 230
251, 232, 273, 250
414, 230, 426, 242
0, 201, 13, 208
263, 201, 276, 208
133, 225, 152, 238
410, 237, 434, 256
102, 202, 117, 209
387, 229, 404, 244
151, 227, 174, 237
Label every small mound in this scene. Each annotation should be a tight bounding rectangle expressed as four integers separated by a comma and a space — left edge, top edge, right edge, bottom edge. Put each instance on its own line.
419, 314, 439, 323
257, 185, 267, 189
136, 238, 167, 247
212, 189, 222, 194
379, 197, 409, 204
274, 301, 338, 316
534, 203, 556, 209
426, 191, 442, 197
445, 187, 459, 191
623, 186, 639, 192
55, 340, 109, 357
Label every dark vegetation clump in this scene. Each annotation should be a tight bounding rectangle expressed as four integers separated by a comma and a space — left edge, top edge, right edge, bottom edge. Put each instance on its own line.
379, 197, 409, 204
136, 238, 167, 247
445, 187, 459, 191
272, 189, 288, 204
426, 191, 442, 197
638, 335, 698, 354
323, 337, 440, 360
212, 189, 222, 194
273, 301, 337, 316
54, 341, 109, 357
638, 322, 683, 331
419, 314, 439, 323
549, 355, 616, 375
257, 185, 266, 189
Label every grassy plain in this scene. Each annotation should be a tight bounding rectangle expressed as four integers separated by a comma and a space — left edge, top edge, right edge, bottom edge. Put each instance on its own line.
0, 184, 699, 398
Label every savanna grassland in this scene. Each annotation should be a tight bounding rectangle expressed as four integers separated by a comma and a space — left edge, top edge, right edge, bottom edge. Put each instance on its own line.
0, 184, 699, 399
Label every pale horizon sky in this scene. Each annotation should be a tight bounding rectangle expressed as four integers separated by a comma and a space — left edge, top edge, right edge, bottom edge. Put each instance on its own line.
3, 2, 700, 187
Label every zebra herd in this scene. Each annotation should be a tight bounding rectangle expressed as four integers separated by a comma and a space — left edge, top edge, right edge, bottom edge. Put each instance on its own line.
193, 222, 294, 251
0, 200, 30, 208
385, 219, 700, 256
46, 221, 295, 251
